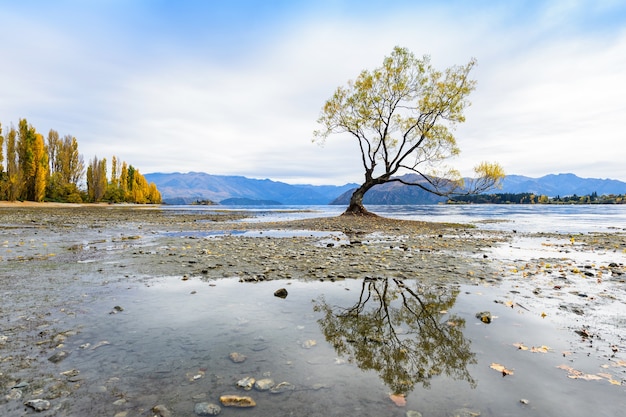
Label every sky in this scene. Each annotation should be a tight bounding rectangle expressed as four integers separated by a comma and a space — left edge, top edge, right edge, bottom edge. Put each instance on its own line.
1, 0, 625, 185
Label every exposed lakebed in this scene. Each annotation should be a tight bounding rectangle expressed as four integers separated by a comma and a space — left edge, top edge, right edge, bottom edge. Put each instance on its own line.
1, 205, 625, 416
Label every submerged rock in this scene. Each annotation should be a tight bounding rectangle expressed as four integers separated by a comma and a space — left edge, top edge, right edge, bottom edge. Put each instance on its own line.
48, 350, 70, 363
254, 378, 274, 391
270, 381, 295, 394
229, 352, 247, 363
194, 402, 221, 415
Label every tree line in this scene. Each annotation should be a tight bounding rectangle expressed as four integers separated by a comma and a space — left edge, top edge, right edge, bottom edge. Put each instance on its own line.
0, 118, 161, 204
449, 192, 625, 204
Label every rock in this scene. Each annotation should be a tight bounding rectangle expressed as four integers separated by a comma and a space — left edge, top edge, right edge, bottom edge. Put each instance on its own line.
6, 389, 22, 401
520, 398, 529, 405
274, 288, 288, 298
449, 408, 481, 417
475, 311, 492, 324
219, 395, 256, 407
406, 411, 423, 417
194, 402, 222, 416
254, 378, 275, 391
270, 381, 295, 394
152, 404, 172, 417
24, 399, 51, 412
229, 352, 247, 363
236, 376, 255, 390
0, 334, 7, 345
301, 339, 317, 349
48, 350, 70, 363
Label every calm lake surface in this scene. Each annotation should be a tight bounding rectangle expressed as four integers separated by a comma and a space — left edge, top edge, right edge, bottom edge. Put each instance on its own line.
55, 205, 626, 416
165, 203, 626, 234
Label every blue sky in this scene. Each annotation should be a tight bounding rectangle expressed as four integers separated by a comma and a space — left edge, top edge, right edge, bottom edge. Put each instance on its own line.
1, 0, 625, 184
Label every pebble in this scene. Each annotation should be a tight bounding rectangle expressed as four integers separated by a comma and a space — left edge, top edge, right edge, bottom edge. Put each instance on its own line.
229, 352, 247, 363
194, 402, 221, 416
254, 378, 275, 391
406, 411, 423, 417
236, 376, 255, 390
219, 395, 256, 407
270, 381, 295, 394
274, 288, 288, 298
152, 404, 172, 417
48, 350, 70, 363
475, 311, 492, 324
24, 399, 51, 412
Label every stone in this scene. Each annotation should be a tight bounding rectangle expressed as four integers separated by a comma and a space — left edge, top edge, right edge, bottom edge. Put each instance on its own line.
270, 381, 295, 394
219, 395, 256, 407
475, 311, 492, 324
406, 411, 423, 417
194, 402, 222, 416
152, 404, 172, 417
254, 378, 274, 391
48, 350, 70, 363
274, 288, 288, 298
229, 352, 247, 363
24, 399, 51, 411
236, 376, 255, 390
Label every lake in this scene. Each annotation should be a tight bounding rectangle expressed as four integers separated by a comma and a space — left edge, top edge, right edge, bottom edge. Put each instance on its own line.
4, 204, 625, 417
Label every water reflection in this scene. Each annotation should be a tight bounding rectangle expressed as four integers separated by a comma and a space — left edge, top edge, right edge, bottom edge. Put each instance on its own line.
314, 278, 476, 395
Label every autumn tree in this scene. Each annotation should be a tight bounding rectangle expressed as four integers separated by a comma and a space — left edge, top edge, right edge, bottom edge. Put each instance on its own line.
314, 46, 504, 215
5, 125, 19, 200
17, 119, 49, 201
0, 123, 5, 199
86, 156, 107, 202
46, 130, 85, 202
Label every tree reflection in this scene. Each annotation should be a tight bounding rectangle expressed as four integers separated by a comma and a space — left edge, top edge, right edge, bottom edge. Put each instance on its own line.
313, 278, 476, 394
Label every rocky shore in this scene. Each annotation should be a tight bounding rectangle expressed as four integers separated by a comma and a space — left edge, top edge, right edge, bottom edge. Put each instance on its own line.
1, 204, 624, 416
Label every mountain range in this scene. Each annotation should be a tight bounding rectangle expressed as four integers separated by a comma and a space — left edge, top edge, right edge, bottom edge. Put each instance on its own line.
144, 172, 626, 205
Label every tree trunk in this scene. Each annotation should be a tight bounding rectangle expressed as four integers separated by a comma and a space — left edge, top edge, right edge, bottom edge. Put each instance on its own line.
342, 182, 377, 216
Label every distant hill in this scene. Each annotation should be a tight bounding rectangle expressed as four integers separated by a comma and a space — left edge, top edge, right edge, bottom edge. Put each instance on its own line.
146, 172, 626, 206
498, 174, 626, 197
144, 172, 358, 205
330, 173, 626, 205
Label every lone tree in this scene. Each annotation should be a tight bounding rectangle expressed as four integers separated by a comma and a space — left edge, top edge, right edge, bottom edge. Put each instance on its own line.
314, 46, 504, 215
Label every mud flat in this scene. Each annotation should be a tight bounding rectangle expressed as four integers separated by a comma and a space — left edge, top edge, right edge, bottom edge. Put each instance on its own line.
1, 204, 625, 416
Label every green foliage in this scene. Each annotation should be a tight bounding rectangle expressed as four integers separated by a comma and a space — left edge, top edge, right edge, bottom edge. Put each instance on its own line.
314, 46, 504, 214
450, 192, 626, 204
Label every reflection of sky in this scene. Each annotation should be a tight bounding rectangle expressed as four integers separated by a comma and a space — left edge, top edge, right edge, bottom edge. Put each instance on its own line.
66, 276, 626, 416
163, 204, 626, 234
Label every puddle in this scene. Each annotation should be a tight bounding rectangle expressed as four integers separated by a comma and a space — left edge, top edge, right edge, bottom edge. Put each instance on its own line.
52, 277, 625, 416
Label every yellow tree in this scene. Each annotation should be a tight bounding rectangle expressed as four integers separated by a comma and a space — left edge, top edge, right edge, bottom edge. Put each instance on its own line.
314, 46, 504, 215
6, 125, 20, 200
33, 133, 49, 202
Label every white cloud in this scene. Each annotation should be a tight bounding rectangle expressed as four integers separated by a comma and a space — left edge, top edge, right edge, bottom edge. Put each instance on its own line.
2, 1, 625, 184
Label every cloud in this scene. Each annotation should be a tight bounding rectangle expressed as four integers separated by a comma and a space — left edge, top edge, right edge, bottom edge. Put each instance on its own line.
1, 0, 625, 184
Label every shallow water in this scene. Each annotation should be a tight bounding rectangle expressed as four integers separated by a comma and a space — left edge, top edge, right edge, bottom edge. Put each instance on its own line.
172, 204, 626, 234
58, 276, 625, 417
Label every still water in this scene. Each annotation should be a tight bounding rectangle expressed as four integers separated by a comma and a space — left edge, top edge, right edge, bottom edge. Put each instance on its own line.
163, 203, 626, 234
64, 275, 625, 417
